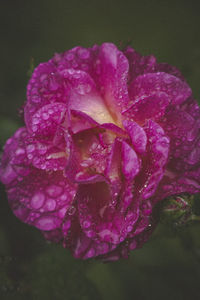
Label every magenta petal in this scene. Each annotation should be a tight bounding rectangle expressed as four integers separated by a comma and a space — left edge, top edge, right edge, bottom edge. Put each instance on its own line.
26, 137, 68, 171
121, 141, 140, 180
65, 126, 117, 185
63, 69, 115, 125
123, 120, 147, 154
25, 62, 68, 129
104, 138, 122, 182
26, 62, 58, 107
95, 43, 129, 122
136, 120, 170, 200
6, 168, 77, 230
77, 180, 139, 245
25, 102, 67, 136
70, 110, 99, 133
160, 107, 198, 171
155, 167, 200, 203
129, 72, 192, 105
0, 128, 30, 185
63, 215, 117, 259
123, 92, 170, 124
123, 46, 157, 82
100, 123, 127, 136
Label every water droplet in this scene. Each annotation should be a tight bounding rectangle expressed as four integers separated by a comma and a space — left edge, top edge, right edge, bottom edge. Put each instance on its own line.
44, 198, 56, 211
27, 144, 35, 153
27, 154, 33, 159
83, 220, 91, 228
68, 206, 76, 215
31, 192, 45, 209
76, 83, 91, 95
15, 148, 25, 156
35, 216, 57, 230
127, 225, 132, 232
87, 230, 95, 238
46, 185, 63, 197
42, 112, 49, 120
37, 144, 47, 154
32, 125, 38, 132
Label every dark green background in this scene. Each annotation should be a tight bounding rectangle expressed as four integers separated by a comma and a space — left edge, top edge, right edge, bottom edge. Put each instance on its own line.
0, 1, 200, 299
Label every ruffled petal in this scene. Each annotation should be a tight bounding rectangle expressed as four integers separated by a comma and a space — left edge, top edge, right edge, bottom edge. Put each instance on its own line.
134, 120, 170, 200
123, 92, 170, 125
123, 47, 157, 82
69, 110, 98, 134
77, 179, 139, 245
123, 120, 147, 154
62, 215, 117, 259
6, 168, 77, 231
62, 68, 115, 125
121, 141, 140, 180
25, 135, 68, 171
160, 106, 200, 171
0, 128, 30, 185
154, 167, 200, 203
129, 72, 192, 105
76, 139, 140, 245
94, 43, 129, 123
25, 102, 67, 136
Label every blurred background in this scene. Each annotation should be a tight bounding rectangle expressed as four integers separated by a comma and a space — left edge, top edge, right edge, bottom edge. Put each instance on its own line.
0, 0, 200, 299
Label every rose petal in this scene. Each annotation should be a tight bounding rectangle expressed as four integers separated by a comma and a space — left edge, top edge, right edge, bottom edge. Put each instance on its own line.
123, 120, 147, 154
0, 128, 30, 185
123, 46, 157, 82
69, 110, 99, 133
6, 167, 77, 230
95, 43, 129, 124
160, 107, 199, 171
77, 180, 139, 245
129, 72, 192, 105
135, 120, 170, 200
25, 102, 67, 136
25, 133, 68, 171
62, 68, 116, 125
121, 141, 140, 180
63, 215, 117, 259
123, 92, 170, 124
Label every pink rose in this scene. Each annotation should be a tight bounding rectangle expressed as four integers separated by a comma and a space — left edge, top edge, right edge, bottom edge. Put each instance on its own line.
0, 43, 200, 261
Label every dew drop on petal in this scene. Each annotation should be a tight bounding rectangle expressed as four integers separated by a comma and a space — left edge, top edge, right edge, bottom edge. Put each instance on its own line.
44, 198, 56, 211
27, 144, 35, 153
83, 220, 91, 228
67, 206, 76, 215
35, 216, 58, 230
42, 112, 49, 120
46, 185, 63, 197
31, 192, 45, 209
15, 148, 25, 156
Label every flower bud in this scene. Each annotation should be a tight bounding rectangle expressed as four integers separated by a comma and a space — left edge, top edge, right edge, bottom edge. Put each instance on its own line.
160, 194, 194, 226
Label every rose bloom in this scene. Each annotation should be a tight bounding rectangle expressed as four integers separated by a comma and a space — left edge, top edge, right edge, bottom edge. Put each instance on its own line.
0, 43, 200, 261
